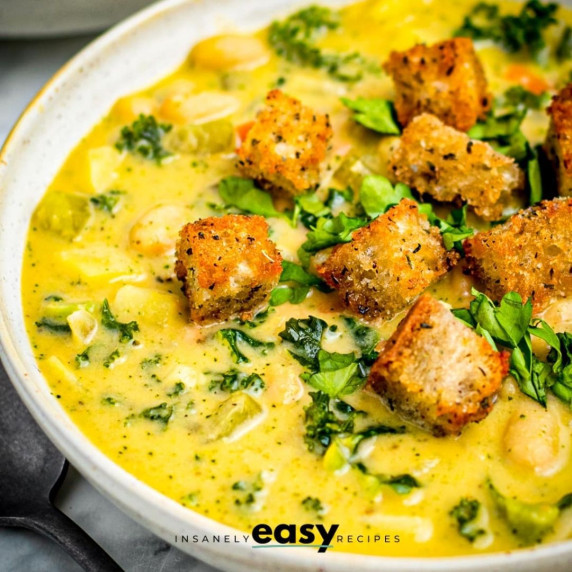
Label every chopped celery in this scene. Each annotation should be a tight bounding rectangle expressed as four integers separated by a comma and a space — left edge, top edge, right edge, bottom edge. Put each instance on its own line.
334, 154, 373, 192
207, 392, 263, 440
488, 481, 560, 544
166, 119, 234, 155
33, 191, 91, 240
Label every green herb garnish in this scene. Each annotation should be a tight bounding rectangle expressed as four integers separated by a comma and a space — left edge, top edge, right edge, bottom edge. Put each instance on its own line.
116, 114, 172, 164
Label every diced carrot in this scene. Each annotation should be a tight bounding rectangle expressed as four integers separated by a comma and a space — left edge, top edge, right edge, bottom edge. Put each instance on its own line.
505, 64, 550, 95
236, 121, 255, 142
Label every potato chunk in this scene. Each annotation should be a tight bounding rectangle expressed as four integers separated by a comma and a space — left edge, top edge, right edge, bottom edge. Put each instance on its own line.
368, 294, 508, 436
464, 198, 572, 312
383, 38, 491, 131
544, 84, 572, 196
237, 89, 333, 197
389, 113, 524, 220
317, 199, 458, 320
175, 214, 282, 324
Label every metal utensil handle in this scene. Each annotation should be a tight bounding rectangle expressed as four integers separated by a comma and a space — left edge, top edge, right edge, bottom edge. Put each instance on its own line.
1, 506, 123, 571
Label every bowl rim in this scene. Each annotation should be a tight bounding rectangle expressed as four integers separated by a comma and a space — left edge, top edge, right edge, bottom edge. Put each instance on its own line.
0, 0, 571, 569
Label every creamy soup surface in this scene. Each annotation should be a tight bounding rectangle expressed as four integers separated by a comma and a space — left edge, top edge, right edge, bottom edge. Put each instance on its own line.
22, 0, 572, 558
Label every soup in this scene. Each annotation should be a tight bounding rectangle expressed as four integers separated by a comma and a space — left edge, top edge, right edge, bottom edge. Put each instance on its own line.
22, 0, 572, 558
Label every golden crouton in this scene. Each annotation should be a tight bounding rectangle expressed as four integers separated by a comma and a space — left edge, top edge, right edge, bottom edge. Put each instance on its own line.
545, 84, 572, 197
368, 294, 508, 436
317, 199, 458, 320
175, 214, 282, 324
383, 37, 491, 131
237, 89, 332, 197
464, 198, 572, 312
389, 113, 524, 220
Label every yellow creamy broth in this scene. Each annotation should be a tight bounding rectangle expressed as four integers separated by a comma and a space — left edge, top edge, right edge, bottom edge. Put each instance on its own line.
22, 0, 572, 558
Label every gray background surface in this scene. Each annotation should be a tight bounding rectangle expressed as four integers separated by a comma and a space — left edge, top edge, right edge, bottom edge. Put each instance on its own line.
0, 34, 217, 572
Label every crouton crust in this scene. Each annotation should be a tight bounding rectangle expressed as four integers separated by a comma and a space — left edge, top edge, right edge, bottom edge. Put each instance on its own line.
383, 37, 491, 131
464, 198, 572, 312
368, 294, 508, 436
389, 113, 524, 220
545, 84, 572, 197
175, 214, 282, 324
237, 89, 332, 197
317, 199, 458, 320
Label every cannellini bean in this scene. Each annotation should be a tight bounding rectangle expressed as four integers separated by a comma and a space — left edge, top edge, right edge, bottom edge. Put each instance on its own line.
112, 96, 155, 123
503, 402, 565, 476
129, 204, 189, 256
189, 35, 269, 71
542, 299, 572, 332
160, 91, 240, 125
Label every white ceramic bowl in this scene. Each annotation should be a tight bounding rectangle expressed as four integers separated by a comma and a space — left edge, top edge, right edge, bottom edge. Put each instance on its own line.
0, 1, 571, 570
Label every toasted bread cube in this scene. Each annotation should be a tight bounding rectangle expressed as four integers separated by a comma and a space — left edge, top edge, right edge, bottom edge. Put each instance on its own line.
464, 198, 572, 312
237, 89, 333, 197
317, 199, 458, 320
383, 38, 491, 131
545, 84, 572, 197
175, 214, 282, 324
389, 114, 524, 220
368, 294, 508, 436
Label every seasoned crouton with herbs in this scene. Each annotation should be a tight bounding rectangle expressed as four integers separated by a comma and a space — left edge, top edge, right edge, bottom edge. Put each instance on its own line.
389, 113, 524, 220
236, 89, 333, 197
464, 198, 572, 312
369, 294, 508, 436
175, 214, 282, 324
545, 84, 572, 197
317, 199, 458, 320
383, 37, 491, 131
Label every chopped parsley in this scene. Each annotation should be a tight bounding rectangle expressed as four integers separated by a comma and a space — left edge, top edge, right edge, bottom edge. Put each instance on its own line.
116, 114, 172, 164
270, 260, 331, 306
140, 354, 162, 369
232, 473, 265, 507
341, 97, 401, 135
453, 289, 572, 406
101, 299, 139, 343
354, 462, 421, 495
167, 382, 186, 397
216, 329, 275, 364
450, 498, 486, 542
301, 496, 326, 517
218, 176, 280, 218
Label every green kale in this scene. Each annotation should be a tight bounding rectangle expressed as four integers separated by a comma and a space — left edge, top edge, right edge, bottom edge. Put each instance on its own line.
140, 354, 162, 369
341, 97, 401, 135
75, 347, 91, 368
303, 390, 359, 453
306, 350, 365, 397
500, 86, 551, 110
278, 316, 328, 370
90, 189, 125, 215
35, 318, 71, 333
544, 332, 572, 405
116, 114, 172, 164
455, 1, 559, 62
354, 462, 420, 495
236, 308, 274, 329
342, 316, 380, 359
208, 370, 265, 394
218, 176, 280, 218
216, 329, 275, 364
140, 402, 173, 426
101, 299, 139, 343
450, 498, 486, 542
103, 349, 120, 369
268, 6, 373, 82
